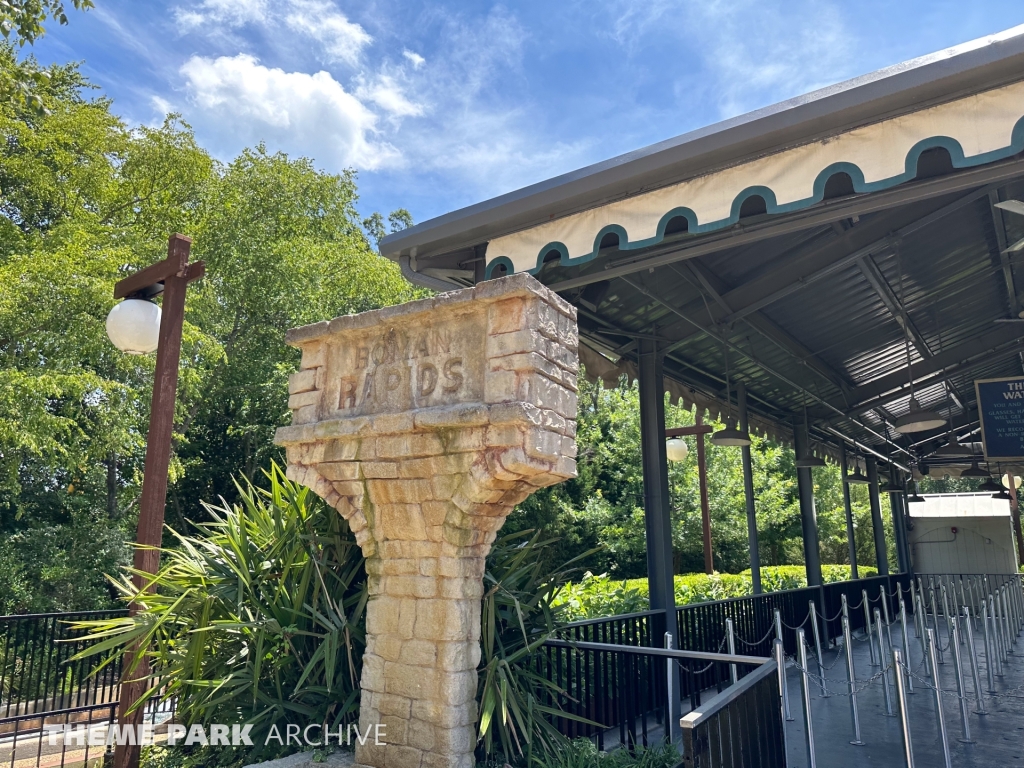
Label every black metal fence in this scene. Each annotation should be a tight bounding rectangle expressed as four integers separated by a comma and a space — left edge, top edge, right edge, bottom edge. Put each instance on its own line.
679, 659, 785, 768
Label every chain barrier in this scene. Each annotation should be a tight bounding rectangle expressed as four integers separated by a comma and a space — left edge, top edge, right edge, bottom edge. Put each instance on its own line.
815, 604, 846, 624
780, 612, 812, 631
735, 624, 778, 648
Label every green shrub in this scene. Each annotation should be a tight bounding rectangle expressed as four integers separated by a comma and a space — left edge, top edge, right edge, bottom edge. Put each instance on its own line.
555, 565, 878, 621
527, 738, 679, 768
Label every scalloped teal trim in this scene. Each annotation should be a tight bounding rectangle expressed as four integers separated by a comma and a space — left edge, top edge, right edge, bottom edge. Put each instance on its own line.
485, 120, 1024, 280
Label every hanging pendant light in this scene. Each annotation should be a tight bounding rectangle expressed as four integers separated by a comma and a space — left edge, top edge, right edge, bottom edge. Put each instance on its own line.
894, 396, 947, 433
846, 457, 870, 484
960, 459, 989, 479
992, 489, 1012, 500
978, 477, 1003, 493
892, 246, 946, 435
934, 436, 972, 457
710, 339, 750, 447
906, 480, 926, 502
794, 405, 824, 467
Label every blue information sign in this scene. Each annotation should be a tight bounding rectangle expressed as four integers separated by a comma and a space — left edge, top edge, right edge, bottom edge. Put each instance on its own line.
975, 376, 1024, 461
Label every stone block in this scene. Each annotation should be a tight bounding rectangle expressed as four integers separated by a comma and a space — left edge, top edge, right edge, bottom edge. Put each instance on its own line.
523, 428, 562, 462
362, 462, 400, 478
487, 297, 526, 335
371, 412, 416, 435
376, 634, 404, 662
437, 672, 478, 707
318, 461, 360, 481
488, 401, 542, 426
420, 501, 450, 527
324, 439, 359, 461
315, 417, 372, 439
413, 403, 489, 429
483, 370, 517, 404
399, 639, 438, 667
299, 344, 325, 370
288, 369, 318, 394
291, 404, 318, 424
406, 718, 436, 752
437, 641, 481, 672
384, 662, 438, 699
379, 715, 408, 747
378, 693, 412, 719
399, 454, 474, 478
370, 479, 432, 505
485, 424, 522, 447
485, 329, 542, 359
388, 575, 438, 599
383, 745, 423, 768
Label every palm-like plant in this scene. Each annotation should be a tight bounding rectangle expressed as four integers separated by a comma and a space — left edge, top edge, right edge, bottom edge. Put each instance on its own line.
478, 531, 600, 764
69, 463, 367, 740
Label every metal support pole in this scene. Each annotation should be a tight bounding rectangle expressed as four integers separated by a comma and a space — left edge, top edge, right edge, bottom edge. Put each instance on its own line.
775, 609, 792, 720
992, 594, 1006, 665
695, 410, 713, 575
889, 469, 910, 573
910, 579, 921, 639
927, 628, 953, 768
876, 608, 894, 716
962, 607, 987, 715
797, 628, 817, 768
794, 417, 823, 587
863, 589, 877, 666
773, 639, 791, 756
637, 338, 680, 705
892, 648, 915, 768
726, 618, 738, 685
899, 594, 914, 693
840, 443, 858, 580
843, 615, 864, 745
867, 457, 889, 575
949, 615, 973, 743
738, 382, 762, 593
809, 600, 828, 697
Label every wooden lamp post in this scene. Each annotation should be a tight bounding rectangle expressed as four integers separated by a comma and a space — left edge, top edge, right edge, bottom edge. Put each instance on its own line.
105, 234, 204, 768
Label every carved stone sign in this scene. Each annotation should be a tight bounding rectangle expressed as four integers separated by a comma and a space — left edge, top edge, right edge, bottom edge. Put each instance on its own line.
275, 274, 578, 768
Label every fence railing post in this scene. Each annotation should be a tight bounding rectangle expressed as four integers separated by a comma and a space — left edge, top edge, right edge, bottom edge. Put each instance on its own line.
892, 648, 915, 768
927, 628, 953, 768
796, 628, 816, 768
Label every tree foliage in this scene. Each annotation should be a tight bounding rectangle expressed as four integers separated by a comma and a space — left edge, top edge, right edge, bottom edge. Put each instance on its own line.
0, 55, 417, 613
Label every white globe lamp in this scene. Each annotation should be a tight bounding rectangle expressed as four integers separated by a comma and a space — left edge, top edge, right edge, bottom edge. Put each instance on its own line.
105, 299, 161, 354
666, 437, 689, 462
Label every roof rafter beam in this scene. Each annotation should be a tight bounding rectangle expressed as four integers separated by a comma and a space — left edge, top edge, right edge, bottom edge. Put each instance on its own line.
839, 324, 1024, 414
856, 253, 966, 411
619, 273, 914, 458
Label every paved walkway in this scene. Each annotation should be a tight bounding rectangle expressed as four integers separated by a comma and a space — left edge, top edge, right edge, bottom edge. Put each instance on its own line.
782, 614, 1024, 768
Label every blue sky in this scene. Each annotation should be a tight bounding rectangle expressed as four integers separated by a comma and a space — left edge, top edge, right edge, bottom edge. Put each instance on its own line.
28, 0, 1024, 228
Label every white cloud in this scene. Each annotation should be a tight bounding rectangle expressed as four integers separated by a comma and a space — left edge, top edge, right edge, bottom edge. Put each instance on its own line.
356, 73, 423, 119
402, 50, 425, 69
179, 54, 399, 170
174, 0, 268, 29
283, 0, 372, 66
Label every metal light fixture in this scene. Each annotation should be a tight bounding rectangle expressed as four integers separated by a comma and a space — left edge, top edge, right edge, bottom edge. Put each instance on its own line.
960, 459, 989, 479
978, 477, 1003, 493
934, 436, 972, 457
1001, 473, 1022, 489
710, 340, 750, 447
883, 480, 905, 494
894, 396, 947, 433
105, 298, 161, 354
906, 480, 926, 502
846, 458, 870, 484
666, 437, 689, 462
992, 489, 1012, 500
794, 405, 824, 467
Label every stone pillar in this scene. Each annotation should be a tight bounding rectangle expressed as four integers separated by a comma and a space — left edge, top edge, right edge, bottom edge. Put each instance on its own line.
274, 274, 578, 768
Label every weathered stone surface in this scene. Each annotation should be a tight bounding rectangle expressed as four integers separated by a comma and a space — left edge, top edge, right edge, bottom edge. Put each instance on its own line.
274, 274, 578, 768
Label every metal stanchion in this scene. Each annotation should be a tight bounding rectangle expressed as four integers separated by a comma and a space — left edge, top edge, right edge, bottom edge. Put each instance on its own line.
1001, 589, 1014, 652
899, 594, 914, 693
982, 600, 998, 688
726, 617, 738, 685
909, 579, 922, 639
941, 585, 955, 650
962, 607, 987, 715
916, 593, 932, 677
809, 600, 828, 697
992, 593, 1007, 665
863, 589, 877, 666
882, 586, 894, 650
949, 614, 973, 743
842, 615, 864, 746
926, 628, 953, 768
773, 639, 791, 756
775, 609, 792, 721
958, 579, 969, 632
892, 648, 915, 768
930, 587, 944, 664
875, 607, 894, 716
665, 632, 678, 744
796, 628, 816, 768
